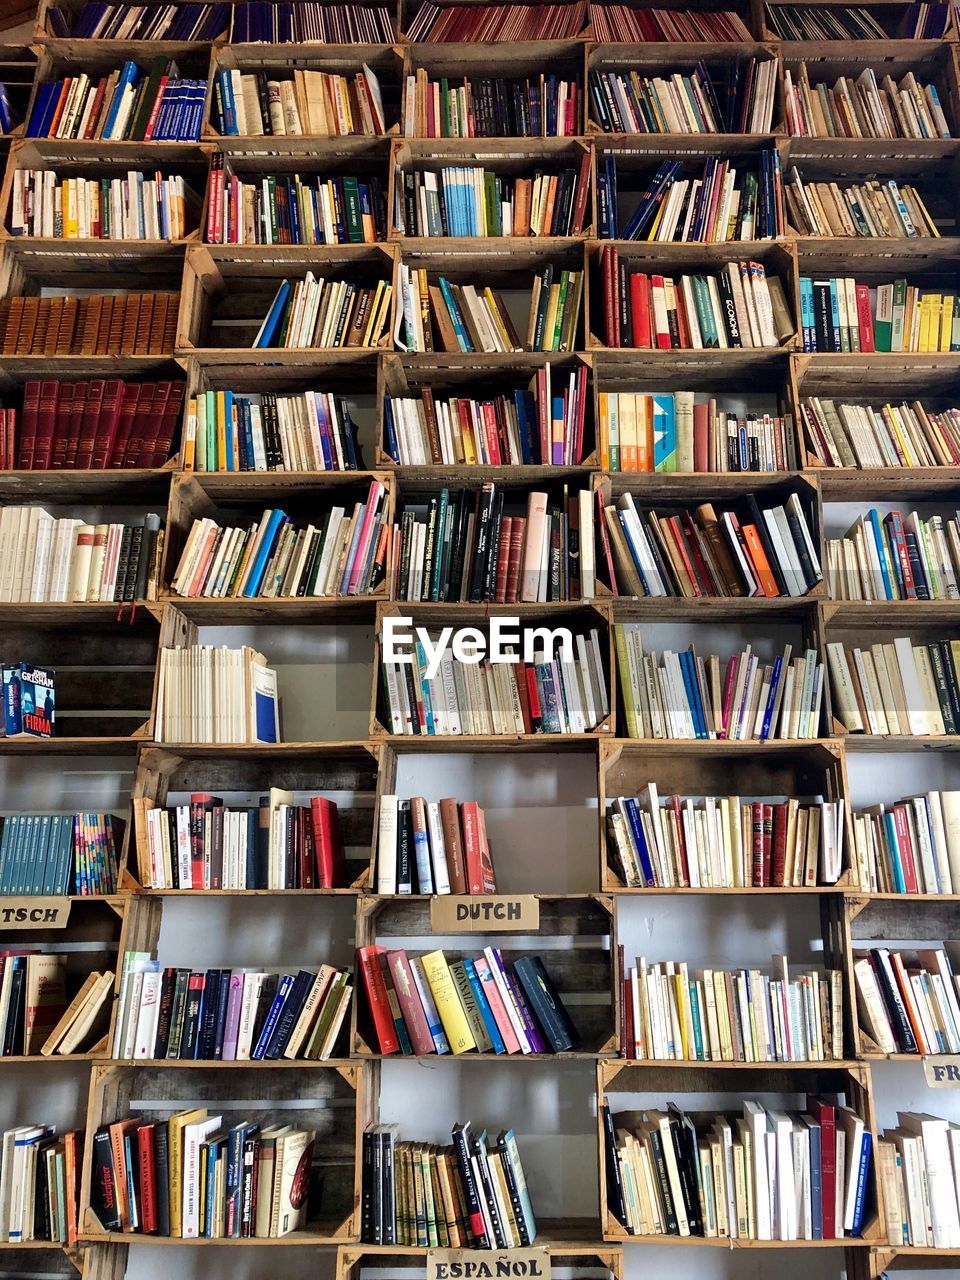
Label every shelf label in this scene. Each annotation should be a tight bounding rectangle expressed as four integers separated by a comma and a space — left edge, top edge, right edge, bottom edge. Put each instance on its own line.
924, 1056, 960, 1086
427, 1248, 551, 1280
0, 897, 72, 929
430, 895, 539, 933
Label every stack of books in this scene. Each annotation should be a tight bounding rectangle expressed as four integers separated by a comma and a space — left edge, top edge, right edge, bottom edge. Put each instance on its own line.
359, 1121, 536, 1247
154, 645, 279, 745
877, 1112, 960, 1247
206, 162, 387, 245
0, 812, 122, 895
403, 70, 580, 137
212, 64, 386, 136
112, 954, 352, 1061
853, 789, 960, 894
360, 944, 578, 1054
138, 789, 344, 890
603, 1096, 872, 1238
228, 2, 395, 39
51, 2, 229, 39
591, 5, 752, 39
0, 509, 162, 604
784, 63, 952, 138
0, 293, 180, 358
827, 636, 960, 736
392, 486, 593, 604
854, 944, 960, 1054
186, 389, 362, 472
0, 1126, 82, 1243
28, 59, 206, 142
620, 954, 844, 1061
599, 249, 792, 350
380, 625, 609, 735
385, 365, 588, 466
9, 170, 196, 241
826, 507, 960, 602
599, 491, 822, 599
376, 795, 494, 894
607, 786, 845, 888
785, 167, 939, 238
251, 274, 393, 350
169, 485, 389, 600
0, 953, 67, 1056
769, 3, 949, 37
598, 390, 797, 473
799, 276, 960, 353
616, 627, 825, 742
405, 0, 586, 40
800, 396, 960, 469
589, 59, 777, 134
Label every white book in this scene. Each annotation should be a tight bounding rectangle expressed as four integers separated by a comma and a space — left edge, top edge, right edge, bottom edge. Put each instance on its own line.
133, 970, 162, 1059
376, 794, 399, 894
182, 1115, 223, 1237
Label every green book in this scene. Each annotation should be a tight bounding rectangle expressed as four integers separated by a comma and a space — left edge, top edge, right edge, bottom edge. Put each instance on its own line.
891, 277, 907, 351
551, 270, 570, 351
874, 283, 893, 351
130, 56, 168, 140
267, 175, 279, 243
343, 176, 363, 243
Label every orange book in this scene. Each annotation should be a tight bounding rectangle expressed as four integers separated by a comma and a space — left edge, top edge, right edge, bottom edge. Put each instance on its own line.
741, 522, 779, 597
540, 174, 559, 237
47, 79, 73, 136
890, 952, 930, 1053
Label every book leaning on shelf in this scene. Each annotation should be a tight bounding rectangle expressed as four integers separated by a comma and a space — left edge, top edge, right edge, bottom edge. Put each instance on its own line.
252, 274, 392, 350
376, 795, 495, 894
607, 786, 845, 888
0, 509, 161, 604
0, 293, 180, 358
42, 971, 116, 1056
801, 397, 960, 469
853, 789, 960, 894
392, 486, 594, 603
799, 277, 960, 353
380, 626, 609, 736
877, 1112, 960, 1247
406, 0, 585, 39
185, 388, 363, 472
385, 363, 588, 466
90, 1108, 319, 1237
784, 63, 952, 139
854, 943, 960, 1055
785, 168, 939, 239
137, 788, 345, 890
403, 69, 581, 138
768, 3, 949, 38
616, 626, 825, 742
9, 171, 197, 241
28, 59, 206, 143
827, 507, 960, 601
112, 953, 352, 1061
360, 944, 579, 1055
0, 1126, 83, 1243
49, 2, 229, 39
0, 811, 122, 894
827, 636, 960, 737
155, 646, 279, 744
589, 58, 776, 134
598, 248, 792, 350
599, 490, 822, 599
602, 1095, 872, 1239
212, 64, 386, 137
620, 954, 844, 1062
360, 1121, 536, 1247
169, 486, 389, 600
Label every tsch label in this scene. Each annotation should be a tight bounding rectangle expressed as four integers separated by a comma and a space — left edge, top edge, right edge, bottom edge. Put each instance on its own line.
430, 895, 540, 932
0, 897, 72, 929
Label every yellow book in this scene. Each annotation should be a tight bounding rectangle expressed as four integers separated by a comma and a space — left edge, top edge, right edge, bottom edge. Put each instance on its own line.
674, 969, 692, 1058
541, 284, 560, 352
481, 286, 513, 351
167, 1108, 207, 1237
215, 391, 227, 469
182, 397, 197, 469
919, 293, 936, 351
460, 403, 478, 465
65, 178, 78, 239
598, 391, 609, 469
888, 405, 916, 467
942, 296, 954, 352
421, 950, 475, 1053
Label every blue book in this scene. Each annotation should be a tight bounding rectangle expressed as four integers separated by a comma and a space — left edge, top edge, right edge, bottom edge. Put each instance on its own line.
253, 280, 291, 348
462, 958, 505, 1053
49, 814, 75, 894
799, 277, 816, 350
851, 1131, 872, 1236
3, 665, 22, 735
759, 654, 784, 741
219, 68, 237, 134
868, 509, 894, 598
252, 974, 293, 1059
0, 815, 17, 893
26, 81, 55, 136
223, 389, 235, 471
802, 1116, 822, 1239
882, 810, 907, 892
383, 396, 399, 462
242, 508, 287, 596
678, 650, 706, 739
410, 802, 433, 893
827, 279, 841, 351
103, 61, 139, 138
652, 393, 677, 471
622, 799, 656, 886
616, 509, 650, 594
512, 389, 535, 464
438, 276, 471, 351
414, 641, 437, 735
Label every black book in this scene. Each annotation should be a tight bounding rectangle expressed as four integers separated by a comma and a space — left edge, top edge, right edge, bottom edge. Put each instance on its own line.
166, 970, 190, 1058
717, 273, 743, 348
435, 492, 457, 600
470, 485, 497, 602
451, 1122, 489, 1247
114, 526, 133, 604
927, 643, 957, 734
153, 967, 178, 1059
240, 1133, 258, 1236
91, 1127, 122, 1231
35, 1136, 55, 1240
422, 497, 440, 600
265, 968, 315, 1058
255, 796, 270, 889
469, 1127, 507, 1247
398, 509, 416, 597
402, 665, 422, 734
548, 508, 562, 601
617, 256, 631, 347
668, 1105, 703, 1235
380, 1126, 396, 1245
904, 531, 930, 599
360, 1128, 376, 1242
869, 949, 918, 1053
3, 962, 25, 1055
212, 968, 232, 1059
370, 1123, 383, 1243
812, 280, 833, 352
513, 955, 579, 1051
448, 492, 472, 601
783, 499, 820, 591
133, 515, 160, 603
646, 1122, 679, 1233
180, 974, 205, 1058
196, 968, 223, 1059
484, 490, 505, 602
600, 1103, 627, 1227
154, 1122, 171, 1236
495, 1131, 531, 1244
939, 640, 960, 729
396, 800, 413, 891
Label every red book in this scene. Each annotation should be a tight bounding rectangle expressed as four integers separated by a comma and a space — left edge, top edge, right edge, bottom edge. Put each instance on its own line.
150, 381, 184, 466
120, 382, 154, 467
761, 802, 773, 885
596, 487, 617, 594
493, 517, 512, 603
480, 401, 501, 465
809, 1098, 837, 1238
460, 801, 495, 893
771, 803, 788, 886
49, 381, 73, 470
310, 796, 343, 889
513, 660, 532, 733
523, 665, 542, 732
73, 379, 104, 468
505, 516, 525, 603
602, 244, 619, 347
751, 802, 764, 886
855, 284, 875, 351
17, 379, 41, 468
135, 380, 170, 466
189, 793, 221, 891
137, 1123, 157, 1233
535, 367, 549, 464
89, 379, 125, 468
33, 380, 60, 470
693, 402, 710, 472
83, 77, 110, 140
357, 944, 400, 1053
109, 382, 142, 468
628, 271, 650, 349
62, 381, 87, 470
666, 515, 701, 596
892, 804, 919, 893
386, 949, 435, 1054
671, 794, 690, 886
571, 147, 591, 235
884, 511, 916, 598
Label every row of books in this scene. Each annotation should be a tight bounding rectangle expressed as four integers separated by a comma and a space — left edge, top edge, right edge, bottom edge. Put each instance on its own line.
599, 250, 791, 351
154, 645, 279, 745
0, 1126, 82, 1243
852, 789, 960, 895
15, 379, 183, 471
380, 626, 609, 736
360, 944, 578, 1055
406, 1, 584, 41
403, 71, 580, 139
854, 944, 960, 1055
877, 1112, 960, 1248
55, 2, 229, 40
599, 392, 798, 473
0, 509, 161, 605
0, 292, 179, 358
137, 791, 344, 890
616, 628, 825, 742
0, 812, 121, 895
827, 636, 960, 737
395, 162, 591, 239
252, 274, 392, 350
620, 955, 844, 1062
607, 788, 845, 888
784, 168, 938, 239
112, 955, 352, 1062
359, 1122, 535, 1248
768, 3, 948, 38
376, 795, 493, 895
1, 664, 56, 740
589, 60, 776, 136
591, 5, 751, 40
603, 1096, 871, 1239
385, 366, 588, 467
826, 507, 960, 602
170, 486, 389, 600
784, 65, 952, 140
600, 490, 822, 599
185, 389, 362, 473
213, 65, 385, 138
598, 153, 784, 243
90, 1109, 318, 1236
28, 59, 204, 143
205, 164, 387, 246
228, 2, 394, 41
0, 954, 69, 1057
0, 83, 21, 135
9, 170, 196, 241
800, 277, 960, 354
800, 397, 960, 470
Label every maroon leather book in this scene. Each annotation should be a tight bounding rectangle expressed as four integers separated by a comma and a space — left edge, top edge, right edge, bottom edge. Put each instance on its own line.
74, 380, 105, 468
50, 381, 77, 470
88, 379, 124, 468
17, 380, 41, 469
108, 382, 142, 468
63, 381, 87, 470
132, 380, 168, 466
149, 382, 184, 466
119, 382, 154, 467
33, 380, 61, 469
